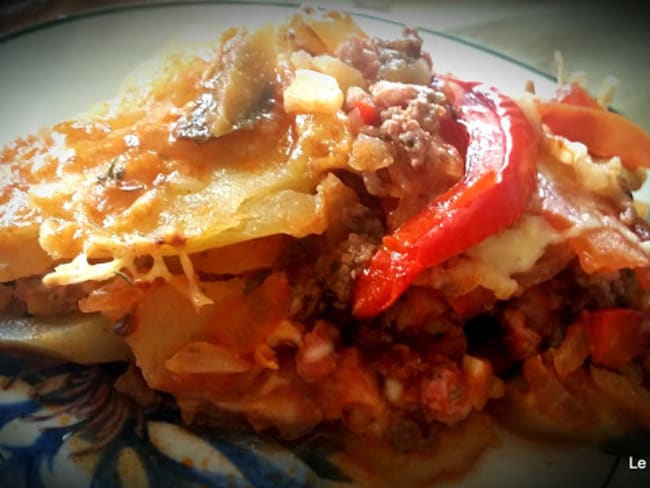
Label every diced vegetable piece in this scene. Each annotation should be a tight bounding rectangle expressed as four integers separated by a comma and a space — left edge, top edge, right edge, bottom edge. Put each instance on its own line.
284, 69, 343, 114
165, 341, 251, 374
462, 354, 500, 410
553, 321, 591, 377
296, 320, 339, 383
522, 354, 595, 430
348, 134, 393, 171
311, 55, 368, 92
584, 309, 648, 368
348, 99, 379, 126
590, 365, 650, 430
128, 272, 291, 388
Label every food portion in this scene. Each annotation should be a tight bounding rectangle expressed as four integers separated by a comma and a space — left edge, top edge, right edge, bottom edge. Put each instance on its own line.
2, 6, 650, 483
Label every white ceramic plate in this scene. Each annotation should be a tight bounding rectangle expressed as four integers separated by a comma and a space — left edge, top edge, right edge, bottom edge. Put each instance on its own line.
1, 2, 649, 487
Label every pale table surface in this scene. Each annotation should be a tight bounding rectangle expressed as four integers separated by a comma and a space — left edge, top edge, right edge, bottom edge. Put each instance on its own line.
1, 0, 647, 131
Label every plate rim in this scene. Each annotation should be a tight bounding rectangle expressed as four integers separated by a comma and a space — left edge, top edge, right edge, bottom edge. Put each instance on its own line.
0, 0, 557, 85
0, 2, 630, 486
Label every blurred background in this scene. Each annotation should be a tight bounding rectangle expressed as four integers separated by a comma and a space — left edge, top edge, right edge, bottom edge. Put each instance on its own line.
1, 0, 648, 131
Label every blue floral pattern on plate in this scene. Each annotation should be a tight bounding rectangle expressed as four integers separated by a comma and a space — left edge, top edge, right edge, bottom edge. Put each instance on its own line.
0, 353, 351, 488
1, 2, 649, 487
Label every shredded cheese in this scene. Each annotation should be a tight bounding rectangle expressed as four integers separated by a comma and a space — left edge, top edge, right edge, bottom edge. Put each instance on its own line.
44, 246, 213, 310
465, 215, 563, 299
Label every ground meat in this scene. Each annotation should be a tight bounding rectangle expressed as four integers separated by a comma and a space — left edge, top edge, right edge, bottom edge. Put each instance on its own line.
0, 284, 12, 314
370, 81, 449, 169
570, 264, 634, 311
356, 81, 462, 229
284, 200, 382, 321
491, 260, 641, 366
337, 27, 432, 84
504, 286, 563, 344
372, 342, 471, 427
324, 233, 378, 310
422, 327, 468, 365
369, 81, 422, 109
283, 239, 326, 321
336, 184, 386, 236
501, 308, 543, 361
387, 414, 435, 452
337, 36, 382, 81
289, 276, 322, 321
387, 27, 428, 60
421, 363, 472, 425
283, 180, 385, 319
381, 286, 452, 332
338, 29, 462, 231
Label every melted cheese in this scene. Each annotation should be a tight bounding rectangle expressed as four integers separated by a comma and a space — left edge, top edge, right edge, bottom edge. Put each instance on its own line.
0, 22, 354, 286
465, 215, 562, 299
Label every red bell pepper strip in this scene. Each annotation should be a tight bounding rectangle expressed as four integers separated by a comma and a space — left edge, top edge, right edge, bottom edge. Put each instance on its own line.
636, 267, 650, 291
541, 80, 650, 169
584, 308, 648, 368
352, 78, 540, 318
537, 102, 650, 170
553, 81, 602, 110
350, 99, 380, 126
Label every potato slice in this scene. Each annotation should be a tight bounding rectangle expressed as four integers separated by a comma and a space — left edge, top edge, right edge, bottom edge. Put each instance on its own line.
0, 313, 129, 364
1, 15, 353, 285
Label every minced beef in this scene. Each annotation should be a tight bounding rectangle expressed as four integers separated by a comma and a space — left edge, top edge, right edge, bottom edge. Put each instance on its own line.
324, 232, 378, 310
353, 81, 463, 230
369, 81, 450, 169
337, 27, 432, 84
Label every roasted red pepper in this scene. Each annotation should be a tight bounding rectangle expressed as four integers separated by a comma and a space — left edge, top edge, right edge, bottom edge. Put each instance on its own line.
352, 78, 539, 318
537, 81, 650, 170
584, 308, 648, 368
350, 99, 380, 126
537, 102, 650, 170
553, 81, 602, 110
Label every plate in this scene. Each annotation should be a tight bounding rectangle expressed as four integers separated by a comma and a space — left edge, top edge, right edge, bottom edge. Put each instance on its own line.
1, 2, 649, 487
